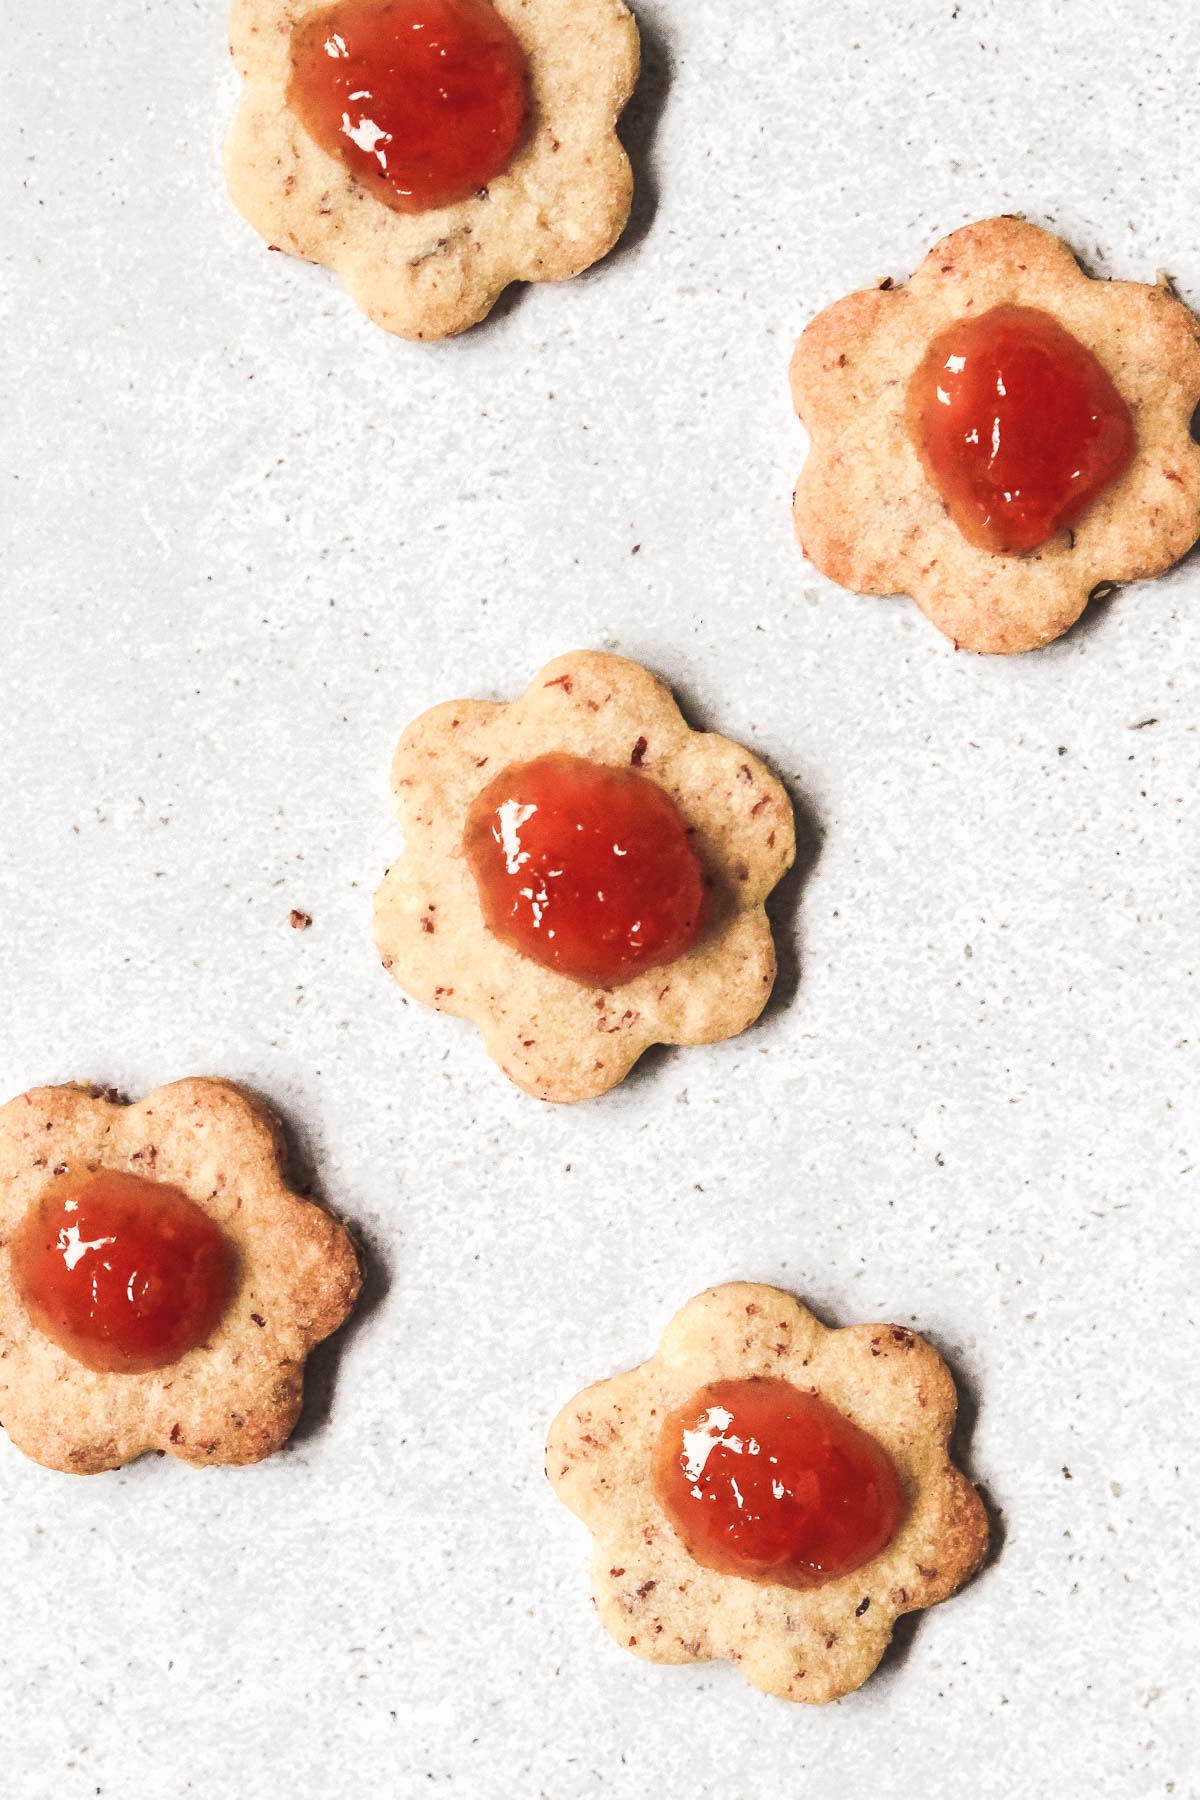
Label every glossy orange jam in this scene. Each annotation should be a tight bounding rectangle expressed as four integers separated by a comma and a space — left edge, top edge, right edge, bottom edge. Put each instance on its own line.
10, 1168, 233, 1374
463, 753, 706, 988
287, 0, 529, 213
906, 303, 1135, 554
653, 1378, 906, 1588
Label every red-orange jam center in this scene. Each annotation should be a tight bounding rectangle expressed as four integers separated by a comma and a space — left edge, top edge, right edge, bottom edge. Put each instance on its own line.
286, 0, 530, 214
10, 1168, 233, 1374
653, 1378, 906, 1589
906, 303, 1135, 554
463, 752, 707, 988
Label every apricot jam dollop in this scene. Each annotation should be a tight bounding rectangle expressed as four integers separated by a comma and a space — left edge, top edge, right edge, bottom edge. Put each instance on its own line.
463, 752, 706, 987
906, 303, 1135, 554
286, 0, 530, 214
10, 1168, 233, 1374
653, 1378, 906, 1588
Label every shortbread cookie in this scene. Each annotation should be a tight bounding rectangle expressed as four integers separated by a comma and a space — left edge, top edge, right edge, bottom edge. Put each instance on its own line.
0, 1080, 361, 1474
372, 651, 795, 1103
791, 216, 1200, 653
226, 0, 640, 339
548, 1283, 988, 1704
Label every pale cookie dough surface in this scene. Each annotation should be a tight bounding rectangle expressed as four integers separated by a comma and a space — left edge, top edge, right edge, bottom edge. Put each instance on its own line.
0, 1079, 361, 1474
373, 651, 795, 1102
226, 0, 640, 338
791, 216, 1200, 655
548, 1282, 988, 1705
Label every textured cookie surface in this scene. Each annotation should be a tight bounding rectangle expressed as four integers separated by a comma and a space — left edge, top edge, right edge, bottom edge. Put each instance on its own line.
0, 1080, 361, 1474
372, 651, 795, 1102
548, 1282, 988, 1703
226, 0, 640, 338
791, 216, 1200, 653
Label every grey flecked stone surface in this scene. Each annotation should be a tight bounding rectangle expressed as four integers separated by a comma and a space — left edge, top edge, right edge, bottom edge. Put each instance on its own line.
1, 0, 1198, 1795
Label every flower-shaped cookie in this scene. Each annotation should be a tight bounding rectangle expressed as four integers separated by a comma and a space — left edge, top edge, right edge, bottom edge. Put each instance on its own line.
372, 652, 796, 1102
548, 1283, 988, 1703
791, 216, 1200, 653
225, 0, 640, 339
0, 1079, 361, 1474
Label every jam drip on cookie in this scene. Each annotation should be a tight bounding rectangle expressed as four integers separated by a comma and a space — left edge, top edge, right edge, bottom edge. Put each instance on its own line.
653, 1378, 905, 1589
463, 752, 706, 987
906, 304, 1135, 554
287, 0, 529, 214
11, 1169, 233, 1374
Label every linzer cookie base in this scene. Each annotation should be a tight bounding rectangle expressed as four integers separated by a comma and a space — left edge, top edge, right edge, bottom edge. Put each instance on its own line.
372, 651, 795, 1103
0, 1080, 361, 1474
548, 1282, 989, 1704
791, 216, 1200, 654
225, 0, 640, 339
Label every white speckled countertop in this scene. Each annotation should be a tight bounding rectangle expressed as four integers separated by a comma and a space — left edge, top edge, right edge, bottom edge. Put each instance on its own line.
2, 1, 1198, 1794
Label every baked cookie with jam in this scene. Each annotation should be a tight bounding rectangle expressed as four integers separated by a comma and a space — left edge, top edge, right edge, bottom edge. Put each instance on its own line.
372, 651, 795, 1102
0, 1080, 361, 1474
548, 1282, 988, 1704
226, 0, 640, 338
791, 216, 1200, 653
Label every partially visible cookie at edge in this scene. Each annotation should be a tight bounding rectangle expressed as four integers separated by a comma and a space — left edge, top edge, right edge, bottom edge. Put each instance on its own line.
0, 1078, 361, 1474
225, 0, 641, 339
791, 216, 1200, 653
